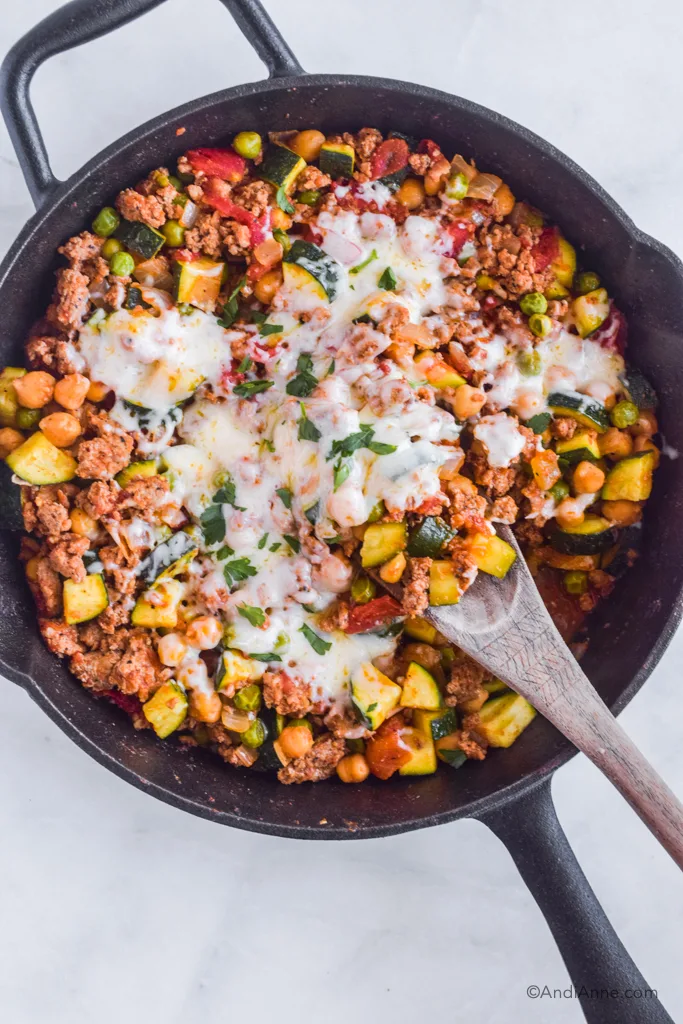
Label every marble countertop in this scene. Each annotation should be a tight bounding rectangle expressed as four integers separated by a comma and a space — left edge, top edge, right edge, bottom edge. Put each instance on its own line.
1, 1, 683, 1021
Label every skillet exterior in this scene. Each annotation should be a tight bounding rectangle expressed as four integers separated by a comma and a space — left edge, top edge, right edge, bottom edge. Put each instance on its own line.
1, 74, 683, 838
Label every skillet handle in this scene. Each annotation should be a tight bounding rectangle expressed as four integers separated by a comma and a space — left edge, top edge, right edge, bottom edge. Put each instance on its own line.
0, 0, 303, 208
480, 778, 674, 1023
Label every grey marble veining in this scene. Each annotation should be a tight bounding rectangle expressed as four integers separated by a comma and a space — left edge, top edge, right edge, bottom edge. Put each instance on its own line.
1, 1, 682, 1021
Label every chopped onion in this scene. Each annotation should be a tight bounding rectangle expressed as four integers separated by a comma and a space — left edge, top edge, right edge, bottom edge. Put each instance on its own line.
467, 172, 503, 201
221, 706, 253, 733
232, 744, 259, 767
319, 229, 362, 266
179, 199, 198, 229
140, 287, 174, 314
450, 153, 478, 182
133, 257, 174, 292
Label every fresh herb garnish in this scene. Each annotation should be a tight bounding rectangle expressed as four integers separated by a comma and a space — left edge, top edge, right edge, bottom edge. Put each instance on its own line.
304, 501, 319, 526
259, 323, 283, 337
238, 604, 266, 628
249, 652, 282, 662
251, 310, 268, 325
286, 352, 318, 398
217, 275, 247, 328
276, 186, 295, 215
298, 404, 321, 442
368, 440, 397, 455
350, 249, 378, 275
299, 623, 332, 655
233, 379, 274, 398
333, 460, 350, 491
200, 505, 225, 546
276, 487, 293, 510
257, 533, 269, 549
269, 541, 282, 552
367, 702, 378, 713
216, 544, 235, 560
378, 266, 398, 291
223, 557, 257, 587
214, 477, 243, 509
283, 534, 301, 553
328, 424, 396, 461
352, 314, 374, 325
236, 355, 253, 373
327, 359, 335, 376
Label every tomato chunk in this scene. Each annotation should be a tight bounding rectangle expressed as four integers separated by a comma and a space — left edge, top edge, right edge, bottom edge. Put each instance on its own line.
371, 139, 409, 180
345, 595, 403, 635
444, 219, 475, 258
202, 178, 271, 246
591, 306, 627, 355
531, 226, 560, 272
185, 148, 247, 182
365, 714, 412, 779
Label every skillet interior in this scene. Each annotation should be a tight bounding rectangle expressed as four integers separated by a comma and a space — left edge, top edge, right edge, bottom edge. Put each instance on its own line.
2, 75, 682, 838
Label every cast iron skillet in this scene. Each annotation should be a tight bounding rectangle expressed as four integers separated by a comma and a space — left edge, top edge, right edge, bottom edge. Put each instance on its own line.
1, 2, 682, 1019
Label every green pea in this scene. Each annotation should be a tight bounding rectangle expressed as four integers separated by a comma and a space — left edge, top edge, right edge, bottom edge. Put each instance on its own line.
288, 717, 313, 732
242, 718, 267, 749
351, 575, 376, 605
233, 684, 262, 713
517, 349, 542, 376
367, 500, 385, 523
16, 407, 42, 429
92, 206, 120, 238
346, 738, 365, 754
563, 570, 588, 595
101, 237, 123, 260
273, 228, 291, 254
296, 189, 321, 206
575, 271, 600, 296
109, 251, 135, 277
154, 171, 170, 187
162, 219, 185, 247
233, 131, 263, 160
528, 313, 552, 338
610, 400, 639, 429
168, 174, 183, 191
519, 291, 548, 316
549, 479, 570, 502
445, 172, 469, 201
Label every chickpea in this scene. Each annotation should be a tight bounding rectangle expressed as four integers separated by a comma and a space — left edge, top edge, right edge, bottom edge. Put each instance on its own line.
12, 371, 55, 409
0, 427, 24, 457
70, 507, 99, 540
39, 412, 81, 448
512, 390, 545, 422
451, 384, 486, 420
633, 436, 660, 466
599, 427, 633, 461
602, 500, 642, 527
424, 156, 450, 196
157, 632, 188, 667
54, 373, 90, 411
630, 409, 658, 437
573, 460, 605, 494
492, 182, 515, 218
447, 473, 478, 496
289, 129, 326, 163
253, 268, 283, 305
86, 380, 110, 402
25, 555, 41, 583
271, 207, 292, 231
253, 237, 283, 268
396, 177, 426, 210
188, 689, 222, 724
379, 552, 407, 584
279, 724, 314, 760
337, 753, 370, 784
185, 615, 222, 650
555, 498, 586, 528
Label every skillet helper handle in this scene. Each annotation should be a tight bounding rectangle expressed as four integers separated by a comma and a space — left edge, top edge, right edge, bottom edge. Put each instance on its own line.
481, 779, 674, 1024
0, 0, 303, 209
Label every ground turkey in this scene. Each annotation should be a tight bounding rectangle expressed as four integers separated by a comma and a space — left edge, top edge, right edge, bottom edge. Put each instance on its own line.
277, 734, 346, 784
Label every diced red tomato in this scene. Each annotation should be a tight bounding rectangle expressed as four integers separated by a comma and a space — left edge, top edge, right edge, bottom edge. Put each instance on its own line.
246, 260, 272, 282
202, 178, 271, 248
531, 226, 560, 271
300, 224, 324, 246
534, 567, 585, 642
103, 691, 142, 716
370, 138, 409, 180
185, 148, 247, 182
443, 219, 474, 258
365, 714, 412, 779
345, 595, 403, 635
591, 305, 627, 354
417, 138, 442, 160
172, 248, 201, 264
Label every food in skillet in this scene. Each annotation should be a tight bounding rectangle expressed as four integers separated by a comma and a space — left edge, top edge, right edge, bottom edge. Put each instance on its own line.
1, 127, 660, 783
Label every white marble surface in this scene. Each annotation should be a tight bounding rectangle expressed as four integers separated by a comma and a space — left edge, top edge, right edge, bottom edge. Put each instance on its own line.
1, 1, 683, 1021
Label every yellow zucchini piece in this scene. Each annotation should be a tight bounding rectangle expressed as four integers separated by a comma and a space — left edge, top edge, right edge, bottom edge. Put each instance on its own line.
398, 718, 437, 776
360, 521, 407, 568
143, 681, 188, 738
115, 459, 158, 487
63, 574, 109, 625
0, 367, 26, 426
351, 662, 402, 730
476, 692, 537, 748
131, 578, 184, 629
319, 142, 355, 178
414, 351, 466, 389
429, 561, 461, 606
550, 236, 576, 289
601, 450, 655, 501
6, 431, 77, 485
400, 661, 443, 710
216, 649, 264, 690
468, 533, 517, 578
555, 430, 601, 463
174, 257, 224, 312
572, 288, 610, 338
282, 260, 327, 301
404, 616, 439, 645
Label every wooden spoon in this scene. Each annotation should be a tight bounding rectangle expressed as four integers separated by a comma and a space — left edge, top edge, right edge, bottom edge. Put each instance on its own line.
374, 525, 683, 868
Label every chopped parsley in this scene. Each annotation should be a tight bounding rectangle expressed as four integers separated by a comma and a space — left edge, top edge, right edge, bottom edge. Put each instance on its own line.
214, 477, 243, 509
238, 604, 266, 628
217, 275, 247, 328
327, 359, 335, 376
276, 186, 295, 215
298, 404, 321, 442
251, 310, 268, 325
233, 379, 274, 398
223, 557, 257, 587
269, 541, 282, 552
283, 534, 300, 553
257, 533, 269, 549
299, 623, 332, 655
259, 322, 283, 337
200, 503, 226, 546
333, 460, 350, 491
366, 702, 378, 713
328, 424, 396, 460
276, 487, 293, 510
350, 248, 378, 275
236, 355, 253, 373
286, 352, 318, 398
249, 651, 282, 662
216, 544, 235, 560
378, 266, 398, 291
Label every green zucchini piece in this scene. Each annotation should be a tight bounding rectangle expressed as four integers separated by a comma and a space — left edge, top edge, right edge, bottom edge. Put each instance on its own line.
0, 367, 26, 427
174, 256, 224, 311
283, 240, 342, 302
125, 285, 152, 310
399, 715, 437, 775
555, 430, 601, 465
351, 661, 402, 731
360, 521, 407, 568
215, 650, 265, 691
548, 515, 616, 555
572, 287, 610, 338
403, 616, 439, 645
429, 561, 461, 606
260, 145, 306, 191
142, 681, 188, 738
469, 533, 517, 578
63, 574, 109, 625
114, 219, 165, 259
251, 707, 283, 772
131, 578, 184, 629
476, 693, 537, 747
319, 141, 355, 178
548, 390, 610, 433
0, 462, 24, 529
6, 431, 77, 485
601, 523, 642, 579
408, 516, 454, 558
437, 745, 468, 769
115, 459, 158, 487
484, 679, 511, 696
399, 661, 443, 710
425, 707, 457, 742
137, 530, 198, 584
602, 450, 655, 501
620, 365, 658, 410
